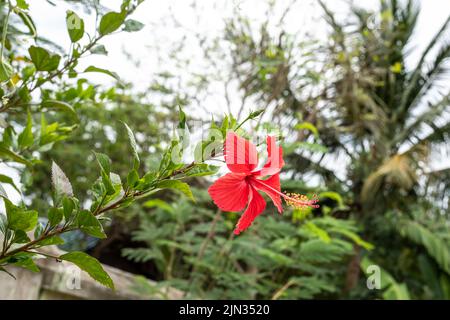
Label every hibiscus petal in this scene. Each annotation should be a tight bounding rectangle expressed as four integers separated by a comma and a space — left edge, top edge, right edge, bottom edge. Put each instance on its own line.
255, 135, 284, 177
251, 174, 283, 213
208, 173, 250, 212
224, 132, 258, 173
234, 186, 266, 235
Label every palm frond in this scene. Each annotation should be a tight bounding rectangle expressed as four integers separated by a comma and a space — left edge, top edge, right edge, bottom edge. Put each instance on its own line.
399, 14, 450, 116
398, 220, 450, 275
394, 93, 450, 146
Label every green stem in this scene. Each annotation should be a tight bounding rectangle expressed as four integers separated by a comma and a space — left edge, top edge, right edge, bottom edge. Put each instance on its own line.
0, 3, 11, 61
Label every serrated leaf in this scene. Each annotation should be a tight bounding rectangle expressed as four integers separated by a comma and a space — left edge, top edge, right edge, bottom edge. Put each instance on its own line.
48, 207, 63, 227
12, 254, 39, 273
77, 210, 106, 239
12, 230, 31, 244
4, 198, 37, 232
101, 171, 116, 196
62, 196, 75, 221
185, 164, 219, 177
127, 169, 139, 188
51, 161, 73, 197
122, 122, 140, 170
60, 251, 114, 289
35, 235, 64, 247
94, 152, 111, 175
155, 180, 195, 201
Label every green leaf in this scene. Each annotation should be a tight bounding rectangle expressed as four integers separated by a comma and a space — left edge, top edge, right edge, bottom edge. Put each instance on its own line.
17, 11, 36, 37
41, 100, 78, 121
0, 211, 7, 234
51, 161, 73, 198
155, 180, 195, 201
0, 174, 20, 193
66, 10, 84, 42
90, 44, 108, 55
28, 46, 61, 72
123, 19, 145, 32
48, 207, 63, 227
60, 251, 114, 289
99, 11, 126, 35
4, 198, 37, 232
0, 60, 13, 82
12, 254, 39, 273
178, 106, 186, 129
332, 228, 374, 250
77, 210, 106, 239
101, 171, 116, 196
16, 0, 29, 10
248, 109, 264, 119
304, 222, 331, 243
143, 199, 173, 213
185, 164, 219, 177
399, 220, 450, 275
18, 110, 33, 149
62, 196, 75, 221
127, 169, 139, 188
0, 145, 32, 166
318, 191, 345, 208
35, 235, 64, 247
12, 230, 31, 244
122, 122, 140, 170
295, 121, 319, 138
94, 152, 111, 175
84, 66, 119, 80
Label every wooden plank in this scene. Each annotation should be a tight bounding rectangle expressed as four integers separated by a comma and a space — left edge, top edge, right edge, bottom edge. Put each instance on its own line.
0, 266, 43, 299
0, 246, 184, 300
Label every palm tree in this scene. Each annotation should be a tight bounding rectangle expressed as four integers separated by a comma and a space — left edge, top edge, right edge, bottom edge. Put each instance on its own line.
313, 0, 450, 298
224, 0, 450, 298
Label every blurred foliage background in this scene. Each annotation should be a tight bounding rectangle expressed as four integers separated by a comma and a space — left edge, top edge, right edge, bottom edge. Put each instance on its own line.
1, 0, 449, 299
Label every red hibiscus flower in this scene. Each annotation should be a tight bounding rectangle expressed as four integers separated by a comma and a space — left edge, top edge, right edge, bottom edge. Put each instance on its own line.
208, 132, 319, 235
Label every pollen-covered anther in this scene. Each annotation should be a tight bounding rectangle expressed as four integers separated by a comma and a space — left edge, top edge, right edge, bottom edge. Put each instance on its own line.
283, 192, 320, 209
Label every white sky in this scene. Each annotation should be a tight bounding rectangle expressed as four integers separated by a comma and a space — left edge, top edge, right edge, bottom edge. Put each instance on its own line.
1, 0, 450, 204
27, 0, 450, 93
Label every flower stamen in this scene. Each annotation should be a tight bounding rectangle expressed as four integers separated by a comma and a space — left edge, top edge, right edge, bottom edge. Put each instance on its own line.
283, 192, 320, 209
252, 178, 319, 209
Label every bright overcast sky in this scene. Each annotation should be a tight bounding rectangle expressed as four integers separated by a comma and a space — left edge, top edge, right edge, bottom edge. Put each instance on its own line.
28, 0, 450, 91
